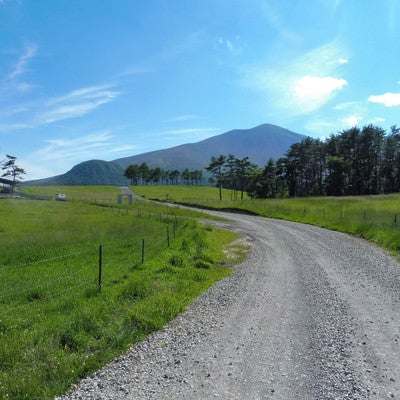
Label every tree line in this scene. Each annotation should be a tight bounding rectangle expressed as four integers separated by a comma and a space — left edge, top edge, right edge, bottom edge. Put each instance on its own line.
124, 162, 203, 186
210, 124, 400, 199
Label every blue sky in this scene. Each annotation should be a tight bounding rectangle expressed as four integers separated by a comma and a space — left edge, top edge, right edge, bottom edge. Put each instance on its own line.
1, 0, 400, 180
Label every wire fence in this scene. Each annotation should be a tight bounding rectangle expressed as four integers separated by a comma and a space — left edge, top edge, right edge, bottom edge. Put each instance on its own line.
0, 214, 180, 314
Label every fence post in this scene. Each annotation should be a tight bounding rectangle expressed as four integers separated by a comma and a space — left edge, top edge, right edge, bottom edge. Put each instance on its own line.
167, 226, 170, 247
98, 245, 103, 291
141, 238, 145, 264
173, 216, 177, 239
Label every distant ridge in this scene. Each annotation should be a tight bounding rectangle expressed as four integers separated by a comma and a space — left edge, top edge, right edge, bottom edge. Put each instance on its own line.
113, 123, 306, 170
24, 124, 306, 186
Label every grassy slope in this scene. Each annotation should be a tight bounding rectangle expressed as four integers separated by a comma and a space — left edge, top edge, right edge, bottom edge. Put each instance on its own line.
0, 187, 245, 399
135, 185, 400, 256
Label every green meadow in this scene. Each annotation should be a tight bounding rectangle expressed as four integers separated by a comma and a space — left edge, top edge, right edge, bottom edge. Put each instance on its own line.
136, 185, 400, 255
0, 186, 244, 399
4, 184, 400, 399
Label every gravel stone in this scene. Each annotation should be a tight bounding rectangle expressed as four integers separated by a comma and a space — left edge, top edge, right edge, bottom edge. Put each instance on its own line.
57, 212, 400, 399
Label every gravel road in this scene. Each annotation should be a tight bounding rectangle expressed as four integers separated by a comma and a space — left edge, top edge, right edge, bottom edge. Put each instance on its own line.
57, 212, 400, 399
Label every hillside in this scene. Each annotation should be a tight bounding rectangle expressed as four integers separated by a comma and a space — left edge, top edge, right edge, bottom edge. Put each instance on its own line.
24, 160, 129, 186
114, 123, 305, 170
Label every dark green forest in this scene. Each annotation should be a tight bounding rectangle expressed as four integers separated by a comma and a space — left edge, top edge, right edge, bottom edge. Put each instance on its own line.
207, 124, 400, 198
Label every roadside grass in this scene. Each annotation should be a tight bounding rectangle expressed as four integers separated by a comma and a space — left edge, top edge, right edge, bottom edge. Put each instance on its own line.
136, 185, 400, 256
0, 190, 241, 399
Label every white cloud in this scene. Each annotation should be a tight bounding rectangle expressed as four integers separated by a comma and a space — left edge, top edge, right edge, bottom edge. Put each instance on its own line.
339, 58, 348, 64
294, 76, 347, 110
341, 115, 362, 127
368, 92, 400, 107
244, 40, 348, 115
7, 43, 37, 81
41, 99, 110, 124
217, 37, 232, 51
216, 36, 245, 55
46, 85, 118, 105
37, 132, 114, 161
40, 131, 137, 159
0, 83, 120, 132
37, 85, 120, 124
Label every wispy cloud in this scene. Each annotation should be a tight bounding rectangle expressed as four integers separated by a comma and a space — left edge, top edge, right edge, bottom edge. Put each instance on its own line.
216, 37, 233, 51
244, 40, 349, 115
260, 2, 301, 44
34, 131, 136, 162
167, 114, 204, 122
116, 66, 154, 78
23, 133, 113, 179
7, 43, 37, 81
40, 86, 119, 124
154, 127, 220, 143
0, 83, 121, 137
36, 132, 114, 161
161, 127, 219, 136
368, 92, 400, 107
23, 131, 137, 179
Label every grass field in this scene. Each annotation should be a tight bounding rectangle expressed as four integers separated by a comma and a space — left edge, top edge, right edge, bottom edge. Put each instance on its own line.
135, 185, 400, 256
0, 186, 245, 399
6, 184, 400, 398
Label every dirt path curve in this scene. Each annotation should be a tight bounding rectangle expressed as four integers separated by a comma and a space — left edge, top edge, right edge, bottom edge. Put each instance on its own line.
58, 212, 400, 400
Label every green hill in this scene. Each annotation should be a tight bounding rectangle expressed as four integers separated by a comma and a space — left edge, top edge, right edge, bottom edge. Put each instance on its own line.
24, 160, 129, 186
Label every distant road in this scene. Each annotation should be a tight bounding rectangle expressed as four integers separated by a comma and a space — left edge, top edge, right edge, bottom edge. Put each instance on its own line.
58, 211, 400, 399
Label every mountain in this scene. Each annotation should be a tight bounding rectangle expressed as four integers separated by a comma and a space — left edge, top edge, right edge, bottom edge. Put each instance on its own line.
24, 124, 306, 186
24, 160, 130, 186
113, 123, 305, 170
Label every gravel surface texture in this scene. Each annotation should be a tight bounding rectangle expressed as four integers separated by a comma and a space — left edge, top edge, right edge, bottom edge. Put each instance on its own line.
57, 212, 400, 399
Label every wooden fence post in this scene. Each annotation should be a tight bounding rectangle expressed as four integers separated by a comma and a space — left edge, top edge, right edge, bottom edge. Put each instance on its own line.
141, 238, 145, 264
167, 226, 170, 247
98, 245, 103, 291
